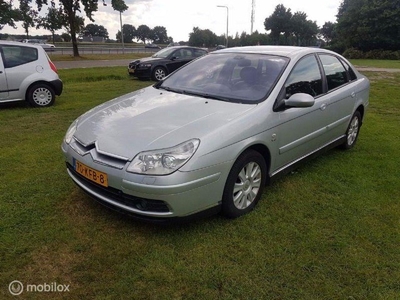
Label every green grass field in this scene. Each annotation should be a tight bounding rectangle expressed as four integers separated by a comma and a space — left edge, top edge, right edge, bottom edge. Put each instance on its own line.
1, 67, 399, 299
48, 53, 151, 61
350, 59, 400, 69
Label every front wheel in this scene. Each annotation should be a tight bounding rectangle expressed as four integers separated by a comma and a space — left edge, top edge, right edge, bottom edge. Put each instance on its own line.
222, 150, 267, 218
27, 83, 55, 107
152, 67, 167, 81
341, 111, 361, 150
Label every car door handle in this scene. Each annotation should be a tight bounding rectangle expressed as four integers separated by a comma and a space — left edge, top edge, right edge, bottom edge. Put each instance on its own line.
351, 92, 356, 98
320, 103, 327, 111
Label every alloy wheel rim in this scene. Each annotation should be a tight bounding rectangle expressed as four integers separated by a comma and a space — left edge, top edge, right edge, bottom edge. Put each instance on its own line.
33, 88, 52, 106
155, 69, 165, 80
233, 162, 262, 210
347, 117, 359, 146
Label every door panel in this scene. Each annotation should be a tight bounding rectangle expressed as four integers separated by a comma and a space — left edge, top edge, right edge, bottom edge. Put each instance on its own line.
276, 94, 331, 169
0, 53, 9, 100
274, 54, 329, 169
318, 54, 356, 138
166, 49, 193, 73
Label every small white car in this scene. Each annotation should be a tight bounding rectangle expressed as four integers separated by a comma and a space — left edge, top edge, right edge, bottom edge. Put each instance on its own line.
0, 41, 63, 107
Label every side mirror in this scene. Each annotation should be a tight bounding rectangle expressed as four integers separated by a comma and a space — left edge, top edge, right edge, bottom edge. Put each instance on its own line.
171, 56, 177, 61
284, 93, 315, 108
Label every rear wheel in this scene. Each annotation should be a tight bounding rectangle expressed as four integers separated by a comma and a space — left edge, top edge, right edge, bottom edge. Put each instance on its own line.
152, 67, 167, 81
222, 150, 267, 218
27, 83, 55, 107
341, 111, 361, 149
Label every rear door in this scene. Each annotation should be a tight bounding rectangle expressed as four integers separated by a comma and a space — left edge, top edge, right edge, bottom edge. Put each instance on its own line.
0, 47, 9, 100
317, 54, 356, 137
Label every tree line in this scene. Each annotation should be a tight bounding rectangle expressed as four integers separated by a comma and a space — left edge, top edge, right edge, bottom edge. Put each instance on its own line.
189, 5, 320, 48
2, 0, 400, 57
0, 0, 132, 56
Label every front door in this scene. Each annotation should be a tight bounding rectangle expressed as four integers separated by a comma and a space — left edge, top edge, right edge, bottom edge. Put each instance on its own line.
274, 54, 330, 170
166, 49, 193, 73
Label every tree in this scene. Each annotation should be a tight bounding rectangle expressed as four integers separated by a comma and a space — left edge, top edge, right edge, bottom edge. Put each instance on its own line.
19, 0, 38, 38
82, 24, 109, 39
37, 4, 64, 44
56, 0, 98, 56
0, 0, 22, 29
111, 0, 128, 47
116, 24, 136, 43
136, 24, 151, 44
188, 27, 218, 47
335, 0, 400, 51
61, 32, 71, 42
62, 14, 85, 42
291, 12, 318, 46
264, 4, 292, 44
150, 26, 168, 44
320, 21, 336, 44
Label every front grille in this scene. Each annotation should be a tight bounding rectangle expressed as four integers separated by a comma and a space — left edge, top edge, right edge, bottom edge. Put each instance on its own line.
67, 163, 170, 213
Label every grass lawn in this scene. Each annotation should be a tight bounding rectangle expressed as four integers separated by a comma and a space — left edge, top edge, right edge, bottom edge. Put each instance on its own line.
48, 53, 151, 61
350, 59, 400, 69
1, 67, 399, 299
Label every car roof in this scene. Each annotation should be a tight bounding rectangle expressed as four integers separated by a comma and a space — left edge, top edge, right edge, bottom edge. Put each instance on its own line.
214, 45, 335, 58
168, 46, 207, 50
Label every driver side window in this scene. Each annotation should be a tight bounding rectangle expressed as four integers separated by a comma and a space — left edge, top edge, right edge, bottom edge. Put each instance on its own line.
285, 55, 323, 99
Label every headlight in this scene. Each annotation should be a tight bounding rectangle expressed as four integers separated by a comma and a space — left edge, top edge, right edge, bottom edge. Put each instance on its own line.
139, 63, 152, 68
127, 139, 200, 175
64, 119, 78, 144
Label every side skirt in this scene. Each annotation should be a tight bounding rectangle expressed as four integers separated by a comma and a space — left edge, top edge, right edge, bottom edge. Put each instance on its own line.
268, 135, 346, 184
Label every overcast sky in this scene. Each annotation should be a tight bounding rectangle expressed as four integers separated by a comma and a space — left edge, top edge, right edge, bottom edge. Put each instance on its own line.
3, 0, 341, 42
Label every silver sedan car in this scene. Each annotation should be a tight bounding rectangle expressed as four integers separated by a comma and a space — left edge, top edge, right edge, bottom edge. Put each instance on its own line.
62, 46, 369, 222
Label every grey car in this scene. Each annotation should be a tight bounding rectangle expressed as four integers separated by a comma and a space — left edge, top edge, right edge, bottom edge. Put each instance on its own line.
62, 46, 369, 222
0, 41, 62, 107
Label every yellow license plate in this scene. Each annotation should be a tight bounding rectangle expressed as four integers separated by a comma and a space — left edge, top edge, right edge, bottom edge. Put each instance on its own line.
75, 160, 108, 187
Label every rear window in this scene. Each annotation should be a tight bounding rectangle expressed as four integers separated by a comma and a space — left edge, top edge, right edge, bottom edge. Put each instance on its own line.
1, 45, 38, 68
193, 49, 207, 57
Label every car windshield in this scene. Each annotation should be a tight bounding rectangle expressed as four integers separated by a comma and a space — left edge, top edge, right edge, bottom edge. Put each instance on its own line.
152, 48, 176, 58
158, 53, 288, 103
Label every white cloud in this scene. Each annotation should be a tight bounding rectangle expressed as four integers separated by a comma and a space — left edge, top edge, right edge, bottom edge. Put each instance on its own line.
2, 0, 341, 42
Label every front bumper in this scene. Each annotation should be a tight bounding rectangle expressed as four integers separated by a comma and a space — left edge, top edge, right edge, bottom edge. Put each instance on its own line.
62, 142, 230, 219
128, 66, 152, 78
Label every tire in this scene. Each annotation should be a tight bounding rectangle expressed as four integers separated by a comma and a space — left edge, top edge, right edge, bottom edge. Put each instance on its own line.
152, 67, 167, 81
222, 150, 267, 218
27, 83, 55, 107
341, 111, 361, 150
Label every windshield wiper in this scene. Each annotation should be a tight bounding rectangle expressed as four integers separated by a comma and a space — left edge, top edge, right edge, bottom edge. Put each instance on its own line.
182, 90, 231, 102
158, 86, 184, 94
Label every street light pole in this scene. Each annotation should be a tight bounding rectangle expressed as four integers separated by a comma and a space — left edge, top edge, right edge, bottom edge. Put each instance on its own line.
119, 10, 125, 54
217, 5, 229, 47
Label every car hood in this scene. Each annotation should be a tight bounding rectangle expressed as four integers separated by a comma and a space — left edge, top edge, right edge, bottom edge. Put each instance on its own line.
130, 57, 164, 64
74, 86, 256, 160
